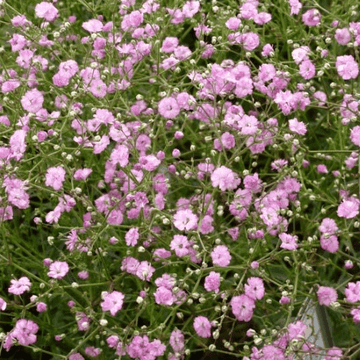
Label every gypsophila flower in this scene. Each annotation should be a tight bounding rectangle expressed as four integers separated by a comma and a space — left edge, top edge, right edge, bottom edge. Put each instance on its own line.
101, 291, 125, 316
158, 97, 180, 119
230, 294, 256, 322
45, 166, 66, 191
336, 55, 359, 80
173, 209, 198, 231
204, 271, 221, 293
47, 261, 69, 279
211, 245, 231, 267
317, 286, 337, 306
193, 316, 212, 338
8, 277, 31, 295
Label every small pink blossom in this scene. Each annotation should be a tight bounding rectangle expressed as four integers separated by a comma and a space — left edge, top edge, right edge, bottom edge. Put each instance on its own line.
204, 271, 221, 293
45, 166, 66, 191
47, 261, 69, 279
158, 97, 180, 119
21, 89, 44, 113
193, 316, 212, 338
317, 286, 337, 306
230, 294, 256, 322
211, 245, 231, 267
35, 2, 59, 22
350, 126, 360, 146
8, 277, 31, 295
173, 209, 198, 231
336, 55, 359, 80
337, 197, 359, 219
101, 291, 125, 316
279, 232, 298, 250
302, 9, 321, 26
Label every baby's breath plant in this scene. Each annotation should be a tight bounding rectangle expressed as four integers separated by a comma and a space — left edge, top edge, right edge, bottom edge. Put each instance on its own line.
1, 0, 360, 359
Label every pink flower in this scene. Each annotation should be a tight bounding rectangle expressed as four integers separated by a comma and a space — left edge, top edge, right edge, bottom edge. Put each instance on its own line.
170, 235, 190, 257
90, 79, 107, 98
47, 261, 69, 279
245, 277, 265, 300
230, 294, 256, 321
136, 261, 155, 281
170, 329, 185, 353
336, 55, 359, 80
193, 316, 212, 338
45, 166, 66, 191
337, 197, 359, 219
299, 60, 316, 80
11, 319, 39, 347
351, 307, 360, 323
335, 28, 351, 45
226, 17, 241, 30
173, 209, 198, 231
279, 233, 298, 250
242, 32, 260, 51
74, 168, 92, 181
8, 277, 31, 295
125, 227, 140, 247
154, 286, 175, 306
350, 125, 360, 146
261, 44, 274, 56
211, 166, 241, 191
320, 235, 339, 253
161, 37, 179, 53
292, 46, 310, 64
158, 97, 180, 119
280, 296, 290, 305
36, 302, 47, 313
319, 218, 338, 234
0, 297, 7, 311
289, 0, 302, 15
302, 9, 321, 26
101, 291, 125, 316
182, 0, 200, 18
35, 2, 59, 22
317, 286, 337, 306
204, 271, 221, 293
325, 347, 343, 360
82, 19, 103, 32
85, 347, 101, 357
21, 89, 44, 113
345, 281, 360, 303
211, 245, 231, 267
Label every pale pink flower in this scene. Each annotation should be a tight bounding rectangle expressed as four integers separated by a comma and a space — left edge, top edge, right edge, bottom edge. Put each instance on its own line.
289, 118, 307, 135
158, 97, 180, 119
82, 19, 103, 32
101, 291, 125, 316
35, 2, 59, 22
173, 209, 198, 231
193, 316, 212, 338
345, 281, 360, 303
47, 261, 69, 279
45, 166, 66, 191
350, 126, 360, 146
21, 89, 44, 113
317, 286, 337, 306
8, 277, 31, 295
230, 294, 256, 321
245, 277, 265, 300
302, 9, 321, 26
211, 166, 241, 191
204, 271, 220, 293
336, 55, 359, 80
211, 245, 231, 267
337, 197, 359, 219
